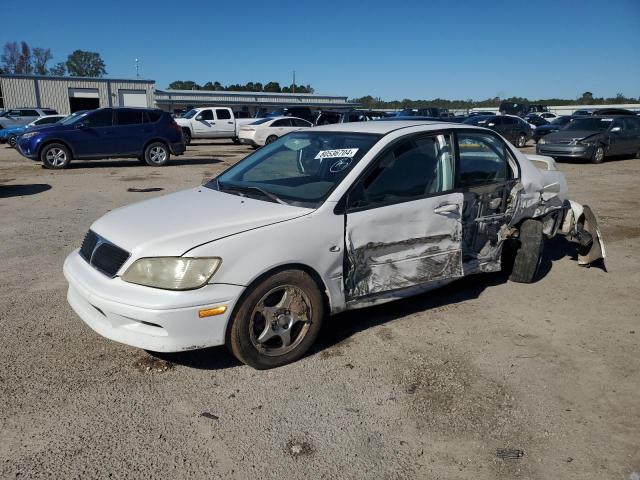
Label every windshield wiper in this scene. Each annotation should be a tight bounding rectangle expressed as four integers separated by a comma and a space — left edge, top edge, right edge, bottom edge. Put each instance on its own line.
218, 182, 287, 205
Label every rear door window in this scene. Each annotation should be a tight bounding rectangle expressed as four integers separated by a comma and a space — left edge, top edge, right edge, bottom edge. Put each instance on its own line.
144, 110, 162, 123
215, 109, 231, 120
21, 109, 39, 117
43, 109, 58, 115
456, 132, 510, 187
116, 109, 143, 125
272, 119, 293, 127
198, 110, 214, 121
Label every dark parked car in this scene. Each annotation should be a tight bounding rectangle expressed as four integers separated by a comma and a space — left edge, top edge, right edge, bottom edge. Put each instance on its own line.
16, 107, 185, 169
592, 108, 636, 116
463, 115, 532, 147
536, 116, 640, 163
525, 114, 550, 127
572, 109, 595, 116
532, 115, 576, 142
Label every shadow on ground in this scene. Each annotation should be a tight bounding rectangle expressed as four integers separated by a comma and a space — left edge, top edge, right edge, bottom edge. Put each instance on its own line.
0, 183, 51, 198
151, 236, 581, 370
65, 157, 225, 169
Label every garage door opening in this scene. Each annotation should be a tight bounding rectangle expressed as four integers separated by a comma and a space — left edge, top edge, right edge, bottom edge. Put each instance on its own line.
118, 89, 147, 107
69, 97, 99, 112
68, 88, 101, 113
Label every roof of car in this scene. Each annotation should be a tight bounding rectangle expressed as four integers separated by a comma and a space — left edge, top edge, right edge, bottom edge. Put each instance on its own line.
312, 120, 460, 134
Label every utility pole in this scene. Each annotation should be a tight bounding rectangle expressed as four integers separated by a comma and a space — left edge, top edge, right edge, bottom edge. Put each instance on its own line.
135, 58, 140, 79
293, 70, 296, 93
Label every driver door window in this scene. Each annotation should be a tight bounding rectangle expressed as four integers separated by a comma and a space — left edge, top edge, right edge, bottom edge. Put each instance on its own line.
350, 134, 454, 210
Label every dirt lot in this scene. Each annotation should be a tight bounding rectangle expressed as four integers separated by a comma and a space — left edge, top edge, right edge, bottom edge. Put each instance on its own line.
0, 139, 638, 479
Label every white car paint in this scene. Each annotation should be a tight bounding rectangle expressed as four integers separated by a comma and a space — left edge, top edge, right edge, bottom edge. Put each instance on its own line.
174, 107, 255, 141
238, 116, 312, 147
63, 121, 603, 354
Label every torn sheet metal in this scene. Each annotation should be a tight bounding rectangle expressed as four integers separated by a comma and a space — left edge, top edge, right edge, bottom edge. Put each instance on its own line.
560, 201, 607, 267
344, 193, 464, 299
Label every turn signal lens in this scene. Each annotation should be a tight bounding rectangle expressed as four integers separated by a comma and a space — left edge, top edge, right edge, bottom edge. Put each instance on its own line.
198, 305, 228, 318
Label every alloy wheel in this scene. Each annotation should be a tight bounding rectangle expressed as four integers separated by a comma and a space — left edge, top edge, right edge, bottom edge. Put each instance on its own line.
45, 148, 67, 167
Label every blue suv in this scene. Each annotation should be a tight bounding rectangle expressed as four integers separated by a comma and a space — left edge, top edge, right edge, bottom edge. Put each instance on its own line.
16, 108, 186, 169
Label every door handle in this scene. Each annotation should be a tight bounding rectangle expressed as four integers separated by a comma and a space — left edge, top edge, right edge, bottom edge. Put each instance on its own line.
227, 121, 233, 124
433, 204, 459, 214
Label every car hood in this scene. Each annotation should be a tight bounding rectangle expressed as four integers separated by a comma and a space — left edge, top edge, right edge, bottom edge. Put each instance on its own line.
90, 187, 313, 258
535, 124, 561, 133
543, 130, 604, 142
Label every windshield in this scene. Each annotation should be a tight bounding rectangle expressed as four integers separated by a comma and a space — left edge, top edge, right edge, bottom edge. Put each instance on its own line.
208, 131, 382, 208
182, 109, 197, 119
250, 118, 273, 125
563, 118, 612, 131
58, 111, 89, 125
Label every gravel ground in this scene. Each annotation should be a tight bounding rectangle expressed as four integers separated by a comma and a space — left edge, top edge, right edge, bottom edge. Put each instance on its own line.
0, 139, 638, 479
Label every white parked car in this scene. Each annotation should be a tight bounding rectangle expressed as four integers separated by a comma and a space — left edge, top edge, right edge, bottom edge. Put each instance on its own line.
63, 121, 605, 369
238, 116, 313, 147
174, 107, 256, 145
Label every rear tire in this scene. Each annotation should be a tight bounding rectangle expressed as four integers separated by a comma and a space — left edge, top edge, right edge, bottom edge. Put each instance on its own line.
144, 142, 170, 167
516, 133, 527, 148
265, 135, 278, 145
232, 137, 241, 145
590, 145, 605, 164
8, 135, 18, 148
509, 219, 544, 283
41, 143, 71, 169
228, 270, 324, 369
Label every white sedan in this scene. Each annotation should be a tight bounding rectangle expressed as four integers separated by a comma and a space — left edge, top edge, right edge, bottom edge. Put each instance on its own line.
238, 116, 312, 147
63, 121, 605, 369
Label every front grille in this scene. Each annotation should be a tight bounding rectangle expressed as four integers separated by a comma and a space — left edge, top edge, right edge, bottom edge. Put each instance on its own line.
79, 230, 130, 277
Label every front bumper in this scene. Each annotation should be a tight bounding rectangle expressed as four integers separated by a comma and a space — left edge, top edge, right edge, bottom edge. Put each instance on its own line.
536, 143, 595, 159
63, 250, 244, 352
16, 138, 39, 159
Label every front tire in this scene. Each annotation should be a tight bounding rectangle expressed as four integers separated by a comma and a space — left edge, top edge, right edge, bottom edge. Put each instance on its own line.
182, 129, 191, 145
144, 142, 170, 166
228, 270, 324, 369
232, 136, 241, 145
8, 135, 18, 148
590, 145, 605, 164
509, 219, 544, 283
41, 143, 71, 169
265, 135, 278, 145
516, 133, 527, 148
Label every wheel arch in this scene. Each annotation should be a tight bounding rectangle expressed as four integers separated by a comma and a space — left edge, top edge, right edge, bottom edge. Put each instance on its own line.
223, 262, 332, 344
37, 138, 75, 159
142, 137, 170, 155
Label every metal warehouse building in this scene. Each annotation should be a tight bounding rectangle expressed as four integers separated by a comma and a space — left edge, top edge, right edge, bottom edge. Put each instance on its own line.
154, 89, 356, 114
0, 74, 155, 114
0, 74, 356, 116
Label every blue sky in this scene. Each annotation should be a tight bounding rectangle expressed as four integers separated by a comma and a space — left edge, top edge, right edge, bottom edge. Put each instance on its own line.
2, 0, 639, 100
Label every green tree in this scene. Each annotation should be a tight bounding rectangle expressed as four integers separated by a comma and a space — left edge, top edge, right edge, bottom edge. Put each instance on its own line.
168, 80, 200, 90
263, 82, 281, 92
32, 47, 52, 75
579, 91, 594, 104
66, 50, 107, 77
49, 62, 66, 76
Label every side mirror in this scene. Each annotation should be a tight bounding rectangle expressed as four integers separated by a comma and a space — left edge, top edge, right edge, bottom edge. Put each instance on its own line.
195, 115, 204, 121
610, 126, 621, 133
487, 122, 495, 127
74, 122, 87, 129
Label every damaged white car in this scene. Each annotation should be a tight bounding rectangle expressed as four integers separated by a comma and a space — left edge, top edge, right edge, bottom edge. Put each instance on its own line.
63, 121, 605, 369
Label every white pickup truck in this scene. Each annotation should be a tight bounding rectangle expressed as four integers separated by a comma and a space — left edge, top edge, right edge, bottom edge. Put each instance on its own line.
175, 107, 256, 145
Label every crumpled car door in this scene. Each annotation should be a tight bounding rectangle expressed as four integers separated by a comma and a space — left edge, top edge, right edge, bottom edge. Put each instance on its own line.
344, 192, 465, 300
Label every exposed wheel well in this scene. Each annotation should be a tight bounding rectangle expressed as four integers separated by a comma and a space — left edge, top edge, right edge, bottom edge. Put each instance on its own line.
38, 139, 74, 159
224, 263, 331, 343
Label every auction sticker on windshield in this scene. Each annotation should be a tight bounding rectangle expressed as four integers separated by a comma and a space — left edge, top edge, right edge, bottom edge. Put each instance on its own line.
315, 148, 359, 160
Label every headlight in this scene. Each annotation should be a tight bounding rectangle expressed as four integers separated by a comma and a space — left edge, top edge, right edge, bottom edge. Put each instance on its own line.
21, 132, 38, 139
121, 257, 221, 290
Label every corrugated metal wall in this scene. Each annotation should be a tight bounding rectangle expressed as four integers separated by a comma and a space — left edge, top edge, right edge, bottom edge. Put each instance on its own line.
1, 77, 38, 107
0, 76, 155, 114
